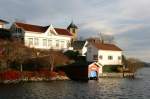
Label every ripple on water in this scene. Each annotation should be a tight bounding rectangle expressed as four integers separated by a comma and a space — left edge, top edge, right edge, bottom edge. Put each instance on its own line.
0, 68, 150, 99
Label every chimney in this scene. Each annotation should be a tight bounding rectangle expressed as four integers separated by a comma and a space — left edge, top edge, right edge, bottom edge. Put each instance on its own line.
101, 39, 104, 44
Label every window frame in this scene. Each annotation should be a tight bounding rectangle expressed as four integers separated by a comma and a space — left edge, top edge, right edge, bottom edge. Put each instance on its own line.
48, 39, 52, 48
108, 55, 113, 60
34, 38, 39, 46
93, 55, 98, 61
56, 40, 59, 47
28, 38, 33, 46
99, 55, 103, 60
60, 41, 65, 48
118, 56, 121, 60
43, 39, 47, 47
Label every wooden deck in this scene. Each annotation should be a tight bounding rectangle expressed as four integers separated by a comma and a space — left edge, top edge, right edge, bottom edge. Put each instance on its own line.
99, 73, 135, 78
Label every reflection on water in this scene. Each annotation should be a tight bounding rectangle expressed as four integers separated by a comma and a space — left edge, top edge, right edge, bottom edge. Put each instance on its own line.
0, 68, 150, 99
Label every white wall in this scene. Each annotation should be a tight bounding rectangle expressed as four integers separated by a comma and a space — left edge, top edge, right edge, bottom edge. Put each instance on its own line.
86, 43, 122, 66
98, 50, 122, 65
81, 41, 88, 56
11, 24, 72, 50
0, 25, 3, 28
24, 31, 71, 50
0, 23, 4, 28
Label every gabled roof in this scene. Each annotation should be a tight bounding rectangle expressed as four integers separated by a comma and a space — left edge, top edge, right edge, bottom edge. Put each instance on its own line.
15, 22, 48, 33
15, 22, 72, 36
72, 41, 86, 50
90, 42, 122, 51
0, 19, 9, 24
67, 21, 78, 29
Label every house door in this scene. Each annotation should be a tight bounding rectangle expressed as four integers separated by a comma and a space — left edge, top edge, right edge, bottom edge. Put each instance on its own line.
89, 71, 97, 78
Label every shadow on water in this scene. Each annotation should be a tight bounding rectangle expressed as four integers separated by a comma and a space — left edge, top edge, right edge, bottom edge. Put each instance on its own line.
57, 62, 90, 81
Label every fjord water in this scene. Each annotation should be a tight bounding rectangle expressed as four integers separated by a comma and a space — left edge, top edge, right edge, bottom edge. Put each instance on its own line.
0, 68, 150, 99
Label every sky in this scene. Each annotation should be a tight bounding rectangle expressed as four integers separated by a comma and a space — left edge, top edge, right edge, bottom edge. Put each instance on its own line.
0, 0, 150, 62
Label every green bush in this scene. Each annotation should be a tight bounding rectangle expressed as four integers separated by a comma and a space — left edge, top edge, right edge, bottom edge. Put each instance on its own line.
103, 65, 120, 73
64, 50, 79, 60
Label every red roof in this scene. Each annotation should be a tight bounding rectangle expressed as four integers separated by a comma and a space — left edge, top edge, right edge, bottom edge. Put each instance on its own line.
15, 22, 48, 33
91, 42, 122, 51
54, 28, 72, 36
15, 22, 72, 36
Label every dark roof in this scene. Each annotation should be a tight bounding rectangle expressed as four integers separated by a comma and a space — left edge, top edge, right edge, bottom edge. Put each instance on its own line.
72, 41, 86, 50
54, 28, 72, 36
0, 19, 9, 24
15, 22, 72, 36
67, 21, 78, 29
0, 28, 11, 39
90, 42, 122, 51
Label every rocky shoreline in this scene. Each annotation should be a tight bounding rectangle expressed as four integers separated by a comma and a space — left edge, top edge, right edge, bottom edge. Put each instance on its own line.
1, 75, 70, 84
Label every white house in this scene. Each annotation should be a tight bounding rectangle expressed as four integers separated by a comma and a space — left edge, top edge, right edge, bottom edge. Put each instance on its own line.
86, 41, 122, 74
86, 42, 122, 65
10, 22, 73, 50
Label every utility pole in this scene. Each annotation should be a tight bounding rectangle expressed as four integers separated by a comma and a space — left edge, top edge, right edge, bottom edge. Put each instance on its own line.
98, 32, 104, 43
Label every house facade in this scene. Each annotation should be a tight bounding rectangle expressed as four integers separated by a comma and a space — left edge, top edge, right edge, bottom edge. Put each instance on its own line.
10, 22, 73, 50
86, 41, 122, 75
86, 42, 122, 66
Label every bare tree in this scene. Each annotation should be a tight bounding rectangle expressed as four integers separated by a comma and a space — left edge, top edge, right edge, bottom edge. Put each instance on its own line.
38, 50, 71, 72
12, 44, 30, 72
122, 55, 127, 77
49, 50, 54, 72
1, 41, 15, 69
0, 40, 37, 71
98, 33, 115, 44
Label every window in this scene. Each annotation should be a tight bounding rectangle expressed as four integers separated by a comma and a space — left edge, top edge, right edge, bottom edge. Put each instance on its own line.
48, 40, 52, 48
28, 38, 33, 46
14, 28, 23, 37
99, 55, 103, 60
61, 41, 65, 48
67, 41, 71, 47
15, 28, 22, 33
49, 30, 55, 35
56, 40, 59, 47
72, 29, 76, 33
15, 28, 17, 32
118, 56, 121, 60
93, 55, 98, 61
34, 38, 39, 46
43, 39, 47, 47
108, 56, 113, 60
18, 28, 22, 33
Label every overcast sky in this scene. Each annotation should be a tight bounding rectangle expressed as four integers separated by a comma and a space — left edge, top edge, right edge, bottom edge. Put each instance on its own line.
0, 0, 150, 62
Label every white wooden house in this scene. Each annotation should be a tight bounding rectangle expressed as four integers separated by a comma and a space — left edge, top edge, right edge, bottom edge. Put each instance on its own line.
86, 41, 123, 74
10, 22, 73, 50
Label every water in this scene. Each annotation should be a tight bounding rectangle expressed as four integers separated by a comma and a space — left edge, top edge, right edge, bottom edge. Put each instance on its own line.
0, 67, 150, 99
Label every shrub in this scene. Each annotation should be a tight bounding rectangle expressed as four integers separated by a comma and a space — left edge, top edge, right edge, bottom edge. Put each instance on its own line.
64, 50, 79, 60
0, 70, 21, 80
103, 65, 120, 73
